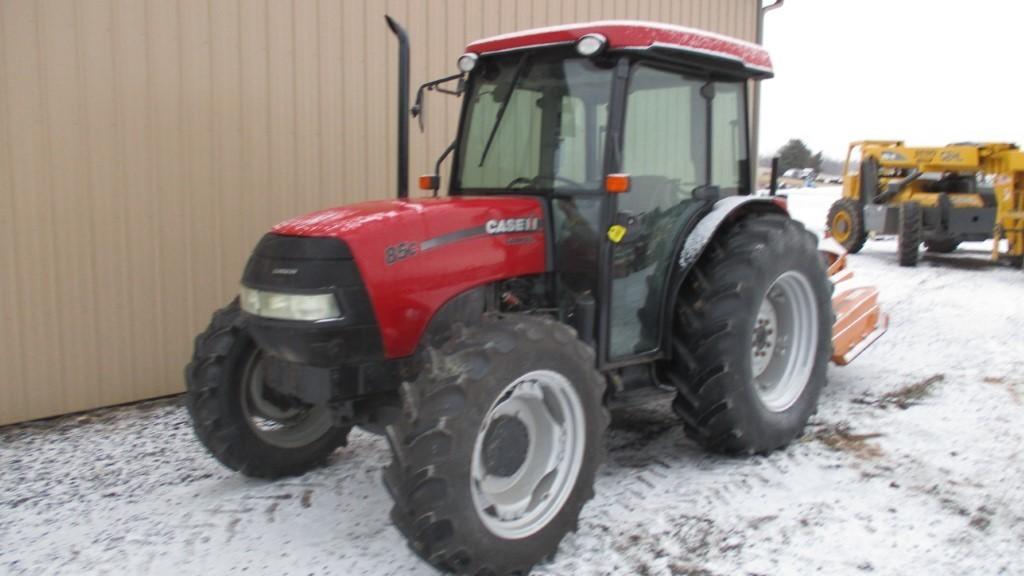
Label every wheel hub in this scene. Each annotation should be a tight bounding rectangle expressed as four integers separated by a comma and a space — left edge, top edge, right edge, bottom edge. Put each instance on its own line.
482, 416, 530, 478
750, 271, 819, 413
470, 370, 586, 539
832, 211, 852, 242
751, 297, 778, 377
240, 352, 333, 449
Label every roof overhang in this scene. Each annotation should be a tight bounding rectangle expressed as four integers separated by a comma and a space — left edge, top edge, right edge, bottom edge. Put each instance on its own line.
465, 20, 773, 79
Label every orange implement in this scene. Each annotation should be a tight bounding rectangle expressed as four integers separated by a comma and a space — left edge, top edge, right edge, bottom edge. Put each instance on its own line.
820, 239, 888, 366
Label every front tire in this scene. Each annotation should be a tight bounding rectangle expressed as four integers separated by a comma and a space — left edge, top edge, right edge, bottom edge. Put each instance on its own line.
185, 300, 349, 479
666, 214, 832, 454
384, 315, 608, 575
826, 198, 867, 253
924, 237, 960, 253
898, 201, 922, 267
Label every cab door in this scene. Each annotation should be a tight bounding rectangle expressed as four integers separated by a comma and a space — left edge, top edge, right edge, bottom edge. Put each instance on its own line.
604, 64, 749, 363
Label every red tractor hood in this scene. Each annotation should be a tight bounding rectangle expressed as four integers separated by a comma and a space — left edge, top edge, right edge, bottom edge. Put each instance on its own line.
272, 196, 547, 358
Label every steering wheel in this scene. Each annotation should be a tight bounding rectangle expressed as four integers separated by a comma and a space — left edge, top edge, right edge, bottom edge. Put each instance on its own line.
506, 175, 587, 189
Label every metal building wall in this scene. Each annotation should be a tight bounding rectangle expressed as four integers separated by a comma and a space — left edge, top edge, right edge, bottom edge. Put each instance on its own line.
0, 0, 759, 425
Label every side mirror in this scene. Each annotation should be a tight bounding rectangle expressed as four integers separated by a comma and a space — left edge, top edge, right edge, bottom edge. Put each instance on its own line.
412, 73, 466, 133
693, 185, 720, 203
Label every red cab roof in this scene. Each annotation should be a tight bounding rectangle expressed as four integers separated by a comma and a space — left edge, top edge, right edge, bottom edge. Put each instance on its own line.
465, 21, 773, 77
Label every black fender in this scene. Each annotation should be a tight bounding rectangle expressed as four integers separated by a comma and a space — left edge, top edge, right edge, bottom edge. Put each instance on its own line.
421, 286, 488, 348
659, 196, 789, 354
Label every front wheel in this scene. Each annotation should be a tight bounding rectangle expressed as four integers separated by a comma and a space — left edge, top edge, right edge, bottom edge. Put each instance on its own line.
898, 202, 922, 267
185, 300, 349, 479
666, 214, 832, 454
924, 237, 960, 253
384, 315, 608, 575
826, 198, 867, 253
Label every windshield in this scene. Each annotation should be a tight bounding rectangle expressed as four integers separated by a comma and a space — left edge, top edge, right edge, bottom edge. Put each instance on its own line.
456, 51, 615, 192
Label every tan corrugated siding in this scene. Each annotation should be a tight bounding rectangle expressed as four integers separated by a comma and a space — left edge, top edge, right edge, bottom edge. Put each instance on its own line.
0, 0, 758, 426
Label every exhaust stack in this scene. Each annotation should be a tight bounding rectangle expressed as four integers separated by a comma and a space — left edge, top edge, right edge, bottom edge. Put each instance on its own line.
386, 16, 410, 199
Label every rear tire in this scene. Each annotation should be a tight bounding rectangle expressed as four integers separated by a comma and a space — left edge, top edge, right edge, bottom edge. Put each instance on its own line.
384, 315, 608, 575
185, 299, 349, 479
924, 237, 960, 253
665, 214, 832, 454
826, 198, 867, 253
898, 202, 922, 267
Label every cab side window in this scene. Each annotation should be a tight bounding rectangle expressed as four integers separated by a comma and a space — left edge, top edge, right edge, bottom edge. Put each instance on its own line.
710, 81, 748, 195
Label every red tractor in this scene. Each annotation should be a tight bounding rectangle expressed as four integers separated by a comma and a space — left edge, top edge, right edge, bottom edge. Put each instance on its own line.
186, 19, 886, 575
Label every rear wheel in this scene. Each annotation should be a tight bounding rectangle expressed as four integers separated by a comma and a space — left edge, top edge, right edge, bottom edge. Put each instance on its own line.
384, 315, 607, 575
898, 202, 922, 267
665, 214, 832, 454
185, 300, 349, 479
924, 237, 960, 253
826, 198, 867, 253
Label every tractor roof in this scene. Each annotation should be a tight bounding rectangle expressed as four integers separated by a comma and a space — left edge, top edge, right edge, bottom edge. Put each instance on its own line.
465, 20, 773, 78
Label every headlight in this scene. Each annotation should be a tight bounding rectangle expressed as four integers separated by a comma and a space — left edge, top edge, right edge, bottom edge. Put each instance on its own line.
239, 287, 342, 322
457, 52, 479, 73
575, 33, 607, 57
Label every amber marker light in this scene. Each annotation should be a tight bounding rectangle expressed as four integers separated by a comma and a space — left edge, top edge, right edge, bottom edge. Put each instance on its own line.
419, 174, 439, 191
605, 173, 631, 193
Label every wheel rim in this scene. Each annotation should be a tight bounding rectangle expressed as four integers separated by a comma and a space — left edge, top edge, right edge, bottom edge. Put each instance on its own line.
470, 369, 586, 539
831, 210, 852, 243
240, 351, 333, 448
750, 271, 819, 412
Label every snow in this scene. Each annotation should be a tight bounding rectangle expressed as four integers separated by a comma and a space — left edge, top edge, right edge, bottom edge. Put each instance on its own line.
3, 186, 1024, 575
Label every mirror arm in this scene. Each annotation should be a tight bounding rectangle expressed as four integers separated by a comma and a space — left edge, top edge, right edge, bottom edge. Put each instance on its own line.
412, 72, 465, 131
431, 140, 458, 197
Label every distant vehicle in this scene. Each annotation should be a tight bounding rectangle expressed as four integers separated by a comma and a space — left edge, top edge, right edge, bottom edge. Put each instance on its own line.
783, 167, 817, 180
827, 140, 1024, 267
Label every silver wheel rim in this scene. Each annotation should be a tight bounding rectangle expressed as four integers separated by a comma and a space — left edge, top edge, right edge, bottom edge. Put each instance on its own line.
240, 352, 333, 448
751, 271, 819, 412
470, 369, 586, 539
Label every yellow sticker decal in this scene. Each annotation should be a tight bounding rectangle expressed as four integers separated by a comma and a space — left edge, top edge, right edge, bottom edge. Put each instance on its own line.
607, 225, 627, 243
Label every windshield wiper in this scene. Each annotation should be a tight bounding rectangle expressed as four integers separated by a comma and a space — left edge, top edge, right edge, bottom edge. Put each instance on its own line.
478, 54, 530, 167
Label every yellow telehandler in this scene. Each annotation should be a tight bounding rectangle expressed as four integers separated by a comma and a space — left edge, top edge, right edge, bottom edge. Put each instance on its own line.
826, 141, 1024, 267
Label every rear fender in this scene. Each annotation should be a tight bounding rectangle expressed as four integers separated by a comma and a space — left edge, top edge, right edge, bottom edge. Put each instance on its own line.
661, 196, 789, 351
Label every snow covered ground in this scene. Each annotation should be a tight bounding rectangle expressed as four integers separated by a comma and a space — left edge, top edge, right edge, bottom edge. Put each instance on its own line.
3, 186, 1024, 576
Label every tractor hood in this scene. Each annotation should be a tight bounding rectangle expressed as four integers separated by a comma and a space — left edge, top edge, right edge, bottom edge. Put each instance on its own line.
270, 196, 547, 358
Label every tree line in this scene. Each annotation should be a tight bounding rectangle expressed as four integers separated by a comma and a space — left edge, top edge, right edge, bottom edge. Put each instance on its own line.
760, 139, 843, 175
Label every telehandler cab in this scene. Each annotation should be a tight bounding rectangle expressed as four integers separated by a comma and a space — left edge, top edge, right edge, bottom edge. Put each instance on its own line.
186, 19, 886, 575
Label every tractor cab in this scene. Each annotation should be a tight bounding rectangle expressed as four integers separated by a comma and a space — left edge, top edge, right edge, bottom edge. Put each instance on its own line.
428, 22, 772, 366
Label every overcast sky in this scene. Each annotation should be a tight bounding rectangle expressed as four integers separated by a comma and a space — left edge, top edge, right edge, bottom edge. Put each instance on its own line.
759, 0, 1024, 163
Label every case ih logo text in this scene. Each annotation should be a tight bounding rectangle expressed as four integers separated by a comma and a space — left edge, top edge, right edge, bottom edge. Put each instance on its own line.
485, 217, 541, 235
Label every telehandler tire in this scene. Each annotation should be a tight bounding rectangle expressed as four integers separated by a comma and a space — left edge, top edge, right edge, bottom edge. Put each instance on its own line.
185, 299, 349, 479
898, 201, 922, 267
666, 214, 832, 455
924, 237, 960, 253
384, 315, 608, 575
826, 197, 867, 253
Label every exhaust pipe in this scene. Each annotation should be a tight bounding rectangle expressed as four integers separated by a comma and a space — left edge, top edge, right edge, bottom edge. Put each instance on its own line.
386, 16, 410, 199
769, 156, 780, 196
